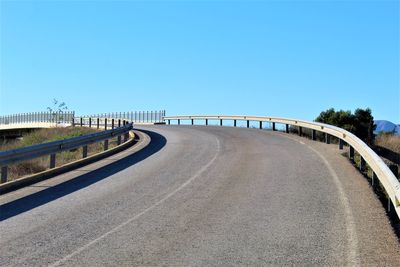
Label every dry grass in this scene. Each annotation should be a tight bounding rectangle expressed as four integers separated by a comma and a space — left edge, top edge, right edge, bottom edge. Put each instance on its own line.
1, 127, 120, 181
375, 133, 400, 154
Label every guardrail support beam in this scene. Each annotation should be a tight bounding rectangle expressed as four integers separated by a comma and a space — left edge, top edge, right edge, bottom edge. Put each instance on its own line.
97, 118, 100, 129
220, 119, 223, 126
83, 145, 88, 158
112, 119, 115, 129
104, 140, 109, 151
247, 120, 249, 128
339, 139, 344, 150
325, 134, 331, 144
312, 130, 316, 140
272, 122, 276, 131
105, 118, 108, 130
50, 154, 56, 169
117, 135, 121, 145
89, 118, 92, 128
360, 157, 366, 172
285, 124, 289, 133
299, 126, 302, 136
1, 166, 7, 183
178, 119, 180, 125
234, 120, 236, 127
118, 119, 121, 127
191, 119, 194, 125
80, 118, 83, 127
168, 119, 170, 125
349, 146, 355, 162
206, 119, 208, 126
259, 121, 262, 129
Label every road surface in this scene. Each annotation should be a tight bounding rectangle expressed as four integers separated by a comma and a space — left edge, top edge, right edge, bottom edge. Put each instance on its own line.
1, 125, 399, 266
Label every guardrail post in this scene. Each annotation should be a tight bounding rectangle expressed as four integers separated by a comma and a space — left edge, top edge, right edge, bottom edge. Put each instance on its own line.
220, 119, 223, 126
205, 119, 208, 126
191, 119, 194, 125
372, 172, 378, 188
83, 145, 88, 158
112, 119, 115, 129
349, 146, 355, 162
105, 118, 108, 130
50, 154, 56, 169
168, 119, 170, 125
312, 130, 316, 141
247, 120, 249, 128
104, 140, 109, 151
360, 157, 366, 172
259, 121, 262, 129
285, 124, 289, 133
123, 120, 126, 126
89, 118, 92, 128
339, 139, 344, 150
325, 134, 331, 144
178, 119, 180, 125
117, 135, 122, 145
118, 119, 121, 127
298, 126, 302, 136
97, 118, 100, 129
272, 122, 276, 131
1, 166, 8, 183
80, 117, 83, 127
234, 120, 236, 127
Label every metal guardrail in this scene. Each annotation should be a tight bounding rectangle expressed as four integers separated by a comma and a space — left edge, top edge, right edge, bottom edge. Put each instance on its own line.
164, 115, 400, 219
0, 123, 133, 183
0, 111, 75, 125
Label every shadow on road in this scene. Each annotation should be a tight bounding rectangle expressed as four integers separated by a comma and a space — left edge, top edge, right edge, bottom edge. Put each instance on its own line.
0, 129, 167, 221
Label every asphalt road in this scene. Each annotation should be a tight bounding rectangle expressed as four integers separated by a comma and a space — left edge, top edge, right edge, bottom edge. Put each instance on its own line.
1, 125, 400, 266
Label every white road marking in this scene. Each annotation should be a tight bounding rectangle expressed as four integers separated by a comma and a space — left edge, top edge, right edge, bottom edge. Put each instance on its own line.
50, 137, 221, 267
283, 134, 360, 266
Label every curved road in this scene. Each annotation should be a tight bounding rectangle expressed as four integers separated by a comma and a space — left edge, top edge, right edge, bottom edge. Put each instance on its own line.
1, 125, 400, 266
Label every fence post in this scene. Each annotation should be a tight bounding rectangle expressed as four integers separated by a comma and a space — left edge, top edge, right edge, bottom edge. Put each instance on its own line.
83, 145, 88, 158
50, 154, 56, 169
326, 134, 331, 144
339, 139, 344, 150
312, 129, 316, 140
360, 157, 366, 172
1, 166, 8, 183
349, 146, 355, 162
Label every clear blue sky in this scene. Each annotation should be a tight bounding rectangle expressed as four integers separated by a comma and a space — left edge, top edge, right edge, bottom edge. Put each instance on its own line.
1, 0, 399, 122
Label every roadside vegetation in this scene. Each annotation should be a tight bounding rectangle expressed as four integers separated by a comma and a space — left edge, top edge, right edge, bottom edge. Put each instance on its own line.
0, 127, 120, 181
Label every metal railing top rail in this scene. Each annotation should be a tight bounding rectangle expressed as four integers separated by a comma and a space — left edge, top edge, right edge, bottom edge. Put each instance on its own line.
0, 123, 133, 166
77, 110, 166, 123
163, 115, 400, 218
0, 111, 75, 125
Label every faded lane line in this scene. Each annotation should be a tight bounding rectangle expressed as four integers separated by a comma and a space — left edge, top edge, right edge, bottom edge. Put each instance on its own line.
283, 134, 360, 266
50, 137, 221, 267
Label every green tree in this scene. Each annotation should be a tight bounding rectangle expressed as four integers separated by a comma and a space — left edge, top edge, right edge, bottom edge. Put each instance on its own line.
315, 108, 376, 146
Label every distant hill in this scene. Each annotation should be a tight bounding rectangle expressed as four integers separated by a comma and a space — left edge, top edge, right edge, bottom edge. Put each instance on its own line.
374, 120, 400, 136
